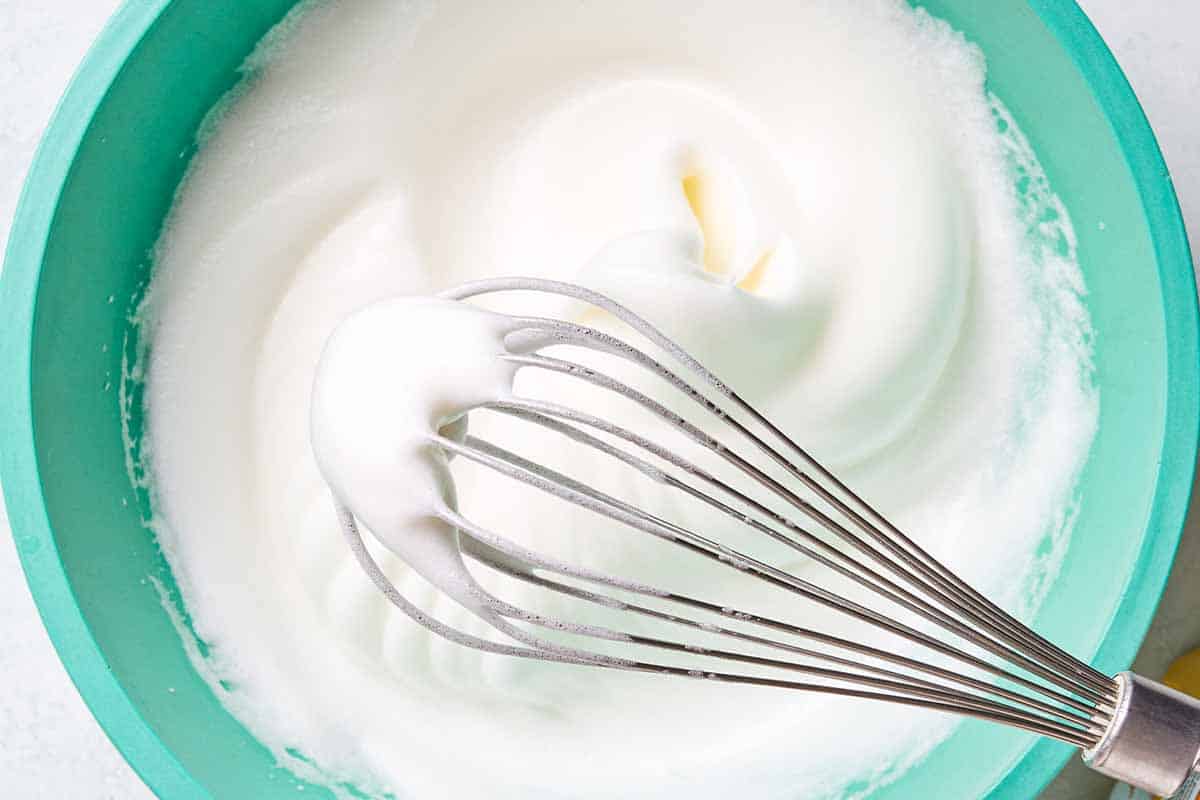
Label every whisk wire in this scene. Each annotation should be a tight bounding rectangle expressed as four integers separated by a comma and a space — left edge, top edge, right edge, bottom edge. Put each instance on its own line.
436, 430, 1105, 741
503, 311, 1114, 700
469, 401, 1105, 720
438, 502, 1101, 747
327, 277, 1123, 749
505, 279, 1113, 691
489, 348, 1110, 707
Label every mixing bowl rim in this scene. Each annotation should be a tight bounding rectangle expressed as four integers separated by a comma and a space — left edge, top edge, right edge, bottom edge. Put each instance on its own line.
0, 2, 205, 796
0, 1, 1195, 798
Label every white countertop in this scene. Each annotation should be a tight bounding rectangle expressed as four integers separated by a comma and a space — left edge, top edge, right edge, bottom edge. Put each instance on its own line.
1, 2, 1197, 797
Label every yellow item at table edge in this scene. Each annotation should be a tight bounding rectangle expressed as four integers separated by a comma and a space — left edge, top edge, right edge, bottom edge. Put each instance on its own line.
1162, 649, 1200, 696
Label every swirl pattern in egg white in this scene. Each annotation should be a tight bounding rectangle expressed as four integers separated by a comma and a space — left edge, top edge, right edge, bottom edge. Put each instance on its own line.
139, 0, 1098, 797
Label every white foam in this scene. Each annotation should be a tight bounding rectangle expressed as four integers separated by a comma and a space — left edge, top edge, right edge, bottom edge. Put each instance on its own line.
137, 1, 1098, 797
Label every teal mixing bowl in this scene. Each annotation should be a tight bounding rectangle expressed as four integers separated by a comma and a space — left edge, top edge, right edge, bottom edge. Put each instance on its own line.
1, 1, 1196, 797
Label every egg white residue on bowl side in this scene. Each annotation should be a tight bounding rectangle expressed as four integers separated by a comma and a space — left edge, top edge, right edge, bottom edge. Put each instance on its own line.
131, 0, 1099, 797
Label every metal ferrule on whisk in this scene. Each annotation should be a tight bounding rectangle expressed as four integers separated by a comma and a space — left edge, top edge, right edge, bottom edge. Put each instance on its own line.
1085, 672, 1200, 799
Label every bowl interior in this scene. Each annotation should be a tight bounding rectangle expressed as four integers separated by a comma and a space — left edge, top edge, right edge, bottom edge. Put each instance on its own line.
2, 1, 1195, 798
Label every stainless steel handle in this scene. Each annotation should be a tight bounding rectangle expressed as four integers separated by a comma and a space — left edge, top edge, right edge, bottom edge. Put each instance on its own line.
1083, 672, 1200, 799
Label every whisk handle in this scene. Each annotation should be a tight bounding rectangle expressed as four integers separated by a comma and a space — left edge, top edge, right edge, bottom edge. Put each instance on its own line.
1083, 672, 1200, 799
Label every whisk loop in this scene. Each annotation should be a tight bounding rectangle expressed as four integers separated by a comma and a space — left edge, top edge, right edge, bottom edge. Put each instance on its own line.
330, 278, 1200, 798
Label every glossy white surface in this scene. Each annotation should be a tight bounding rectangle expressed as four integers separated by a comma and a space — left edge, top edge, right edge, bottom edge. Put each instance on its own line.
143, 1, 1096, 794
0, 1, 1196, 797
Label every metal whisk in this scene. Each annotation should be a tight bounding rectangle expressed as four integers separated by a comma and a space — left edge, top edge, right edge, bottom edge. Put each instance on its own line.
331, 277, 1200, 799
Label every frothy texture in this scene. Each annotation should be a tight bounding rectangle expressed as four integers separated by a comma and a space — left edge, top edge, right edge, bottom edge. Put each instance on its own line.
138, 0, 1098, 797
311, 299, 519, 621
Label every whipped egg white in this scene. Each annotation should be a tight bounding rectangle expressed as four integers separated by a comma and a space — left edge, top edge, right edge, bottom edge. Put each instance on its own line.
137, 0, 1098, 797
